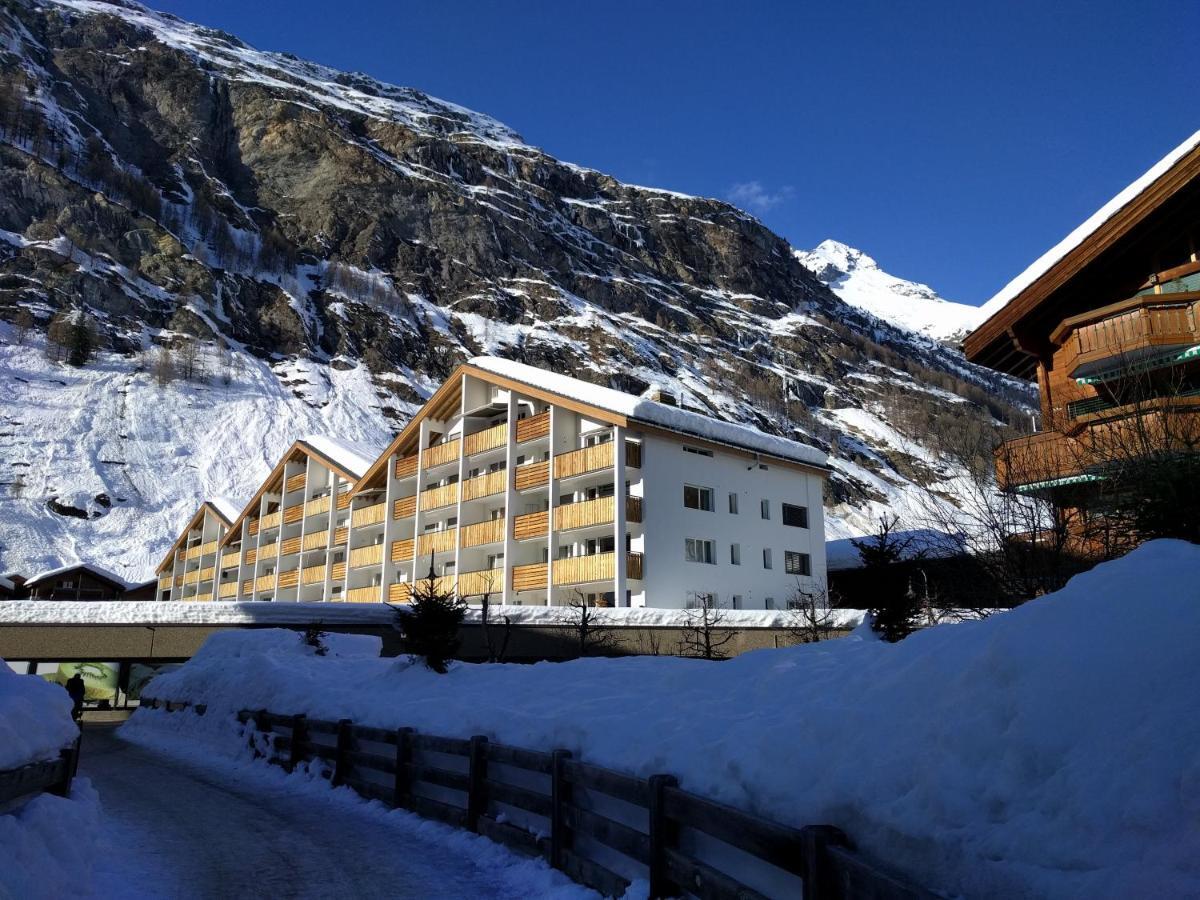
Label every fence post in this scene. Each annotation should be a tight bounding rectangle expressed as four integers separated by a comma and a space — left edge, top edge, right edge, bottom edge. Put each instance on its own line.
801, 825, 849, 900
332, 719, 353, 787
550, 749, 573, 870
647, 773, 680, 898
467, 735, 489, 833
288, 714, 307, 772
393, 727, 414, 809
49, 737, 81, 798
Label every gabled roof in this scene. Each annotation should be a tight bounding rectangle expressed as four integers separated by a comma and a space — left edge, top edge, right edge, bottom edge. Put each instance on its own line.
155, 497, 245, 574
965, 128, 1200, 374
354, 357, 828, 493
219, 436, 386, 547
25, 562, 137, 592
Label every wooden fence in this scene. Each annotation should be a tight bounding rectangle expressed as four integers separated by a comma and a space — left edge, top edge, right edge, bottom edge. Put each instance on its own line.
144, 699, 937, 900
0, 736, 81, 810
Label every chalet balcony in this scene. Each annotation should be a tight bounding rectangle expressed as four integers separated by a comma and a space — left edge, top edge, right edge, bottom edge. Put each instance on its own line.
302, 531, 328, 552
350, 502, 386, 528
513, 552, 644, 590
513, 509, 549, 540
393, 495, 417, 519
420, 482, 459, 512
515, 411, 550, 443
301, 563, 327, 585
218, 582, 238, 599
348, 543, 385, 569
995, 431, 1084, 492
1056, 294, 1200, 382
305, 495, 331, 516
220, 551, 240, 569
417, 527, 457, 556
555, 495, 643, 532
553, 441, 642, 480
184, 540, 218, 561
391, 538, 415, 562
464, 421, 507, 456
462, 469, 505, 501
394, 453, 419, 479
423, 438, 461, 469
460, 518, 504, 548
157, 575, 173, 590
514, 460, 549, 491
345, 585, 381, 603
285, 472, 307, 493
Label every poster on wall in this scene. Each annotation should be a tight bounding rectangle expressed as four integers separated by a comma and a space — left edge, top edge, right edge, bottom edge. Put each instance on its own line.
41, 662, 120, 703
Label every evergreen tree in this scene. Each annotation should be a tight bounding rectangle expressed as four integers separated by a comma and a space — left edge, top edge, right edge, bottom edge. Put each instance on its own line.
852, 515, 924, 642
396, 554, 466, 673
67, 316, 94, 367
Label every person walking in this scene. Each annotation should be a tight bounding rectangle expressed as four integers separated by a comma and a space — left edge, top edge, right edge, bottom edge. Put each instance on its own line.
65, 672, 86, 722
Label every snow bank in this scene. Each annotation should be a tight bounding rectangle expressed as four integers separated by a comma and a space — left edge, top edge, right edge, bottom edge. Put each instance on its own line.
131, 540, 1200, 897
0, 780, 103, 900
0, 658, 78, 770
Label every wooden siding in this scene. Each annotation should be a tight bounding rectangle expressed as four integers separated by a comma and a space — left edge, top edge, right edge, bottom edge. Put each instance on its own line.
391, 538, 415, 562
333, 526, 349, 546
260, 510, 283, 531
349, 543, 384, 568
277, 569, 299, 590
285, 472, 307, 493
552, 552, 644, 586
331, 562, 347, 581
515, 411, 550, 443
302, 531, 328, 551
514, 460, 549, 491
423, 438, 461, 469
462, 469, 505, 501
305, 495, 331, 516
218, 581, 238, 598
395, 454, 418, 479
279, 536, 301, 556
512, 562, 547, 592
553, 495, 641, 531
513, 510, 548, 541
460, 518, 504, 548
351, 503, 386, 528
345, 585, 380, 603
393, 495, 417, 519
420, 482, 459, 511
220, 551, 239, 568
388, 582, 412, 603
464, 422, 507, 456
301, 563, 326, 585
418, 528, 457, 556
553, 444, 613, 479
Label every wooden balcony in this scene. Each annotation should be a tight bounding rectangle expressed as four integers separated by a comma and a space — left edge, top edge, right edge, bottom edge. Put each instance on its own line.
516, 411, 550, 443
198, 566, 215, 583
395, 453, 418, 479
349, 543, 385, 568
345, 585, 381, 603
220, 551, 240, 569
261, 510, 283, 531
417, 527, 457, 556
334, 526, 349, 546
253, 574, 275, 593
552, 552, 644, 586
464, 422, 507, 456
420, 482, 459, 512
280, 536, 301, 556
514, 510, 548, 541
248, 518, 260, 537
218, 581, 238, 599
301, 563, 327, 585
389, 582, 412, 604
423, 438, 461, 469
241, 579, 252, 594
277, 569, 299, 590
337, 491, 351, 510
157, 575, 173, 590
995, 431, 1081, 491
391, 538, 415, 562
185, 540, 217, 560
351, 502, 386, 528
393, 495, 417, 519
285, 472, 307, 493
302, 531, 328, 551
514, 460, 549, 491
513, 562, 547, 592
244, 548, 258, 566
456, 567, 502, 596
554, 495, 643, 532
460, 518, 504, 548
462, 469, 505, 501
554, 444, 612, 479
305, 495, 331, 516
174, 575, 183, 587
1055, 294, 1200, 379
331, 562, 347, 581
183, 569, 200, 585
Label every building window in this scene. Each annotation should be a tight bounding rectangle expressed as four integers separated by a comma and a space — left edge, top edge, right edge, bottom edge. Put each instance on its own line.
683, 485, 714, 511
764, 597, 775, 610
728, 493, 739, 514
683, 445, 713, 457
730, 543, 741, 565
763, 548, 773, 569
785, 551, 811, 576
731, 594, 743, 610
583, 430, 613, 447
687, 591, 718, 609
685, 538, 716, 564
760, 499, 770, 520
782, 503, 809, 528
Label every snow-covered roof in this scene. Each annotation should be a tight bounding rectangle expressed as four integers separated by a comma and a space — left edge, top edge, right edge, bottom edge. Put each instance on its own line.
23, 562, 139, 591
208, 495, 243, 525
300, 435, 384, 480
468, 357, 828, 468
980, 128, 1200, 318
826, 529, 966, 571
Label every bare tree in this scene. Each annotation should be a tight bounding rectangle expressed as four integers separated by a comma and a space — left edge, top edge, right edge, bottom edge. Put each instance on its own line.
558, 589, 621, 658
678, 597, 737, 660
786, 581, 838, 644
9, 473, 26, 499
469, 574, 512, 664
152, 345, 177, 386
13, 308, 34, 345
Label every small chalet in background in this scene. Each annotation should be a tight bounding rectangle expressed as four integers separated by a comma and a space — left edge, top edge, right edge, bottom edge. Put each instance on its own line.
3, 564, 153, 601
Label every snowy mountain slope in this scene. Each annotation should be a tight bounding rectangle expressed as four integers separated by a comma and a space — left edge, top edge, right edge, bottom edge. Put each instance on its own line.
0, 0, 1035, 579
796, 240, 985, 342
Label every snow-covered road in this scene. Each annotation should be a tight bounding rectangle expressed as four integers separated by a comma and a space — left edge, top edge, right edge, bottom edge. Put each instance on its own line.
79, 726, 572, 899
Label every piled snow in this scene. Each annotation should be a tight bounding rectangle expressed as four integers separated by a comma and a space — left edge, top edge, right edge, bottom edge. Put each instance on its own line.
0, 780, 103, 900
796, 240, 984, 341
300, 434, 385, 481
208, 496, 243, 525
979, 127, 1200, 321
0, 599, 866, 629
0, 656, 78, 770
23, 561, 139, 591
468, 356, 828, 468
133, 541, 1200, 898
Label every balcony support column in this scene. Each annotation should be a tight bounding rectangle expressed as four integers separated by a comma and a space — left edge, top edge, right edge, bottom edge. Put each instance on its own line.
502, 392, 518, 605
380, 452, 399, 603
613, 425, 627, 608
546, 406, 560, 606
453, 373, 468, 598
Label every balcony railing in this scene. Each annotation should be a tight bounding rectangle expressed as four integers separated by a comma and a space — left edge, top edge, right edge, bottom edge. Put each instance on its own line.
552, 551, 644, 586
157, 575, 173, 590
554, 495, 643, 531
219, 581, 238, 599
995, 431, 1081, 491
334, 526, 349, 546
261, 510, 283, 531
554, 444, 612, 479
515, 411, 550, 443
331, 562, 347, 581
420, 482, 459, 512
513, 510, 548, 541
460, 518, 504, 548
345, 585, 380, 603
285, 472, 307, 493
303, 531, 328, 551
349, 543, 384, 569
462, 469, 505, 502
464, 422, 507, 456
244, 548, 259, 566
391, 538, 415, 563
389, 582, 412, 603
393, 495, 417, 519
512, 562, 547, 592
423, 439, 461, 469
277, 569, 299, 590
280, 536, 302, 556
514, 460, 549, 491
409, 567, 501, 599
301, 563, 327, 585
220, 551, 240, 569
351, 503, 386, 528
305, 495, 330, 517
185, 540, 218, 561
417, 528, 457, 557
395, 454, 418, 479
1057, 295, 1200, 379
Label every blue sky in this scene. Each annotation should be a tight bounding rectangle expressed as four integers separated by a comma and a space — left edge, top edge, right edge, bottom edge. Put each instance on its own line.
154, 0, 1198, 305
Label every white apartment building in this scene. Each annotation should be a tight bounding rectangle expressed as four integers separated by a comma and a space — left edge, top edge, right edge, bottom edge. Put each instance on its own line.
156, 358, 828, 608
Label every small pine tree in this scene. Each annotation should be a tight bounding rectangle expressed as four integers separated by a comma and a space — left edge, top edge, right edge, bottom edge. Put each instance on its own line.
67, 316, 94, 367
852, 516, 924, 642
13, 308, 34, 345
397, 555, 466, 673
301, 623, 328, 656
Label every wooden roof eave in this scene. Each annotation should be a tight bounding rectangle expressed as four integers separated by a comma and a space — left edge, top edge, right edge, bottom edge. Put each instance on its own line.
155, 503, 213, 574
964, 142, 1200, 373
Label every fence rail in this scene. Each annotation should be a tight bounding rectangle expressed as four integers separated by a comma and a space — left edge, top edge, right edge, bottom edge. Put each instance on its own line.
0, 736, 81, 809
145, 700, 936, 900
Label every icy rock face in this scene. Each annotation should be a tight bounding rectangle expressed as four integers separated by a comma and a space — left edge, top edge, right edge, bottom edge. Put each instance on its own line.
0, 0, 1033, 577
